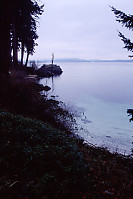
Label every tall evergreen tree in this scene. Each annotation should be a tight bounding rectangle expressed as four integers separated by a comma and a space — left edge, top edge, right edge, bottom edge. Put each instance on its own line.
11, 0, 43, 67
0, 0, 44, 74
111, 6, 133, 55
0, 0, 12, 73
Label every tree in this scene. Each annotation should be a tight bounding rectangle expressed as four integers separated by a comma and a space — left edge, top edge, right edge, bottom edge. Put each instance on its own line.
24, 30, 38, 66
0, 0, 12, 74
0, 0, 44, 74
11, 0, 44, 67
111, 6, 133, 56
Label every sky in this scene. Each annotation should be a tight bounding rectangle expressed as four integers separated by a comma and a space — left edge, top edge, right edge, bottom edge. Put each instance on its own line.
32, 0, 133, 60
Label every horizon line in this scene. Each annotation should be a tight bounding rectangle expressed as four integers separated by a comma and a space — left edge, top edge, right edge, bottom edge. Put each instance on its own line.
30, 58, 133, 62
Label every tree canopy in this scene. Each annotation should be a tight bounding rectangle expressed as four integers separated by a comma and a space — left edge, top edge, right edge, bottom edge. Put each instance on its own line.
111, 6, 133, 56
0, 0, 44, 74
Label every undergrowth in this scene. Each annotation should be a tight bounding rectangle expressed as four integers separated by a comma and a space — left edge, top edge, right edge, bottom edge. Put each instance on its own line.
0, 72, 133, 199
0, 110, 90, 199
0, 73, 75, 132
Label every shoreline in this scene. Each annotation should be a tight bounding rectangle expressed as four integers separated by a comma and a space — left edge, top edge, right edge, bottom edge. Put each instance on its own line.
0, 71, 133, 198
40, 85, 133, 157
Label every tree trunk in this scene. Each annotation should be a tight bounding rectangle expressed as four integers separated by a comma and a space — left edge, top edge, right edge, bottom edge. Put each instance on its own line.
12, 20, 18, 68
0, 1, 12, 74
25, 52, 29, 67
21, 42, 24, 66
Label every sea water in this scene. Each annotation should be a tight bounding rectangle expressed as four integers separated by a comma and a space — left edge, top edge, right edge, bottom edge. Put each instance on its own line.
40, 61, 133, 155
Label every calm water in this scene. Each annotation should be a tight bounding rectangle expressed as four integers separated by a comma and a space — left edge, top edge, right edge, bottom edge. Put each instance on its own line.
40, 62, 133, 155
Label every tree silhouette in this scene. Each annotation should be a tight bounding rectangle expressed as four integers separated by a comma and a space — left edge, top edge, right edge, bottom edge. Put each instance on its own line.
11, 0, 44, 67
111, 6, 133, 56
0, 0, 44, 74
15, 0, 43, 66
0, 1, 12, 73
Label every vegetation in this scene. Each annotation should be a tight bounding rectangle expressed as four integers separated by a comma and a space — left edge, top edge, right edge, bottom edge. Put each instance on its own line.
0, 110, 90, 199
111, 6, 133, 57
0, 1, 133, 198
0, 72, 133, 199
0, 0, 44, 73
0, 72, 74, 133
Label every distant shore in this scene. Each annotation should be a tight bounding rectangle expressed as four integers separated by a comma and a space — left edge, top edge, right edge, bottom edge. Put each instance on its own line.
31, 58, 133, 63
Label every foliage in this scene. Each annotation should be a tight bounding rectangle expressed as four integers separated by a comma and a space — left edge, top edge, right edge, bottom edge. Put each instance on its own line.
0, 109, 133, 199
0, 0, 44, 73
77, 143, 133, 199
0, 73, 133, 198
111, 6, 133, 55
0, 110, 90, 199
0, 72, 76, 133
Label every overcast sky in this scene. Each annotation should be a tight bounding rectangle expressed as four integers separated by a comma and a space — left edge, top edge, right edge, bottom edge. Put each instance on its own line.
32, 0, 133, 60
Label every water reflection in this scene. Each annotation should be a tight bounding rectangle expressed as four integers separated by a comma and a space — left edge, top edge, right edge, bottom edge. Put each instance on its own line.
51, 76, 54, 92
40, 61, 133, 104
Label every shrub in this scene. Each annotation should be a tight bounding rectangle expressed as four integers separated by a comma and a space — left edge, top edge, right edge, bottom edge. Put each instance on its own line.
0, 72, 75, 133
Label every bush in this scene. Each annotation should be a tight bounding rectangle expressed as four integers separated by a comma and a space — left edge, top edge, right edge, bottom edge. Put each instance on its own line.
0, 72, 75, 133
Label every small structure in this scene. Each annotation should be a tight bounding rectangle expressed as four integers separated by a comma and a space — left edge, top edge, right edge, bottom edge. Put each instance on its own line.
52, 53, 54, 66
51, 53, 54, 73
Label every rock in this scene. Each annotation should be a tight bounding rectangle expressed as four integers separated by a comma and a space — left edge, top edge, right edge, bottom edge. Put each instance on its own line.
51, 95, 59, 98
43, 85, 51, 91
106, 136, 111, 138
127, 109, 133, 122
37, 64, 63, 77
38, 84, 46, 92
81, 118, 92, 124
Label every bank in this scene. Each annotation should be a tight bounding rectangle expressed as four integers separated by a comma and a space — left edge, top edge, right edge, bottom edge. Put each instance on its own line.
0, 71, 133, 199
